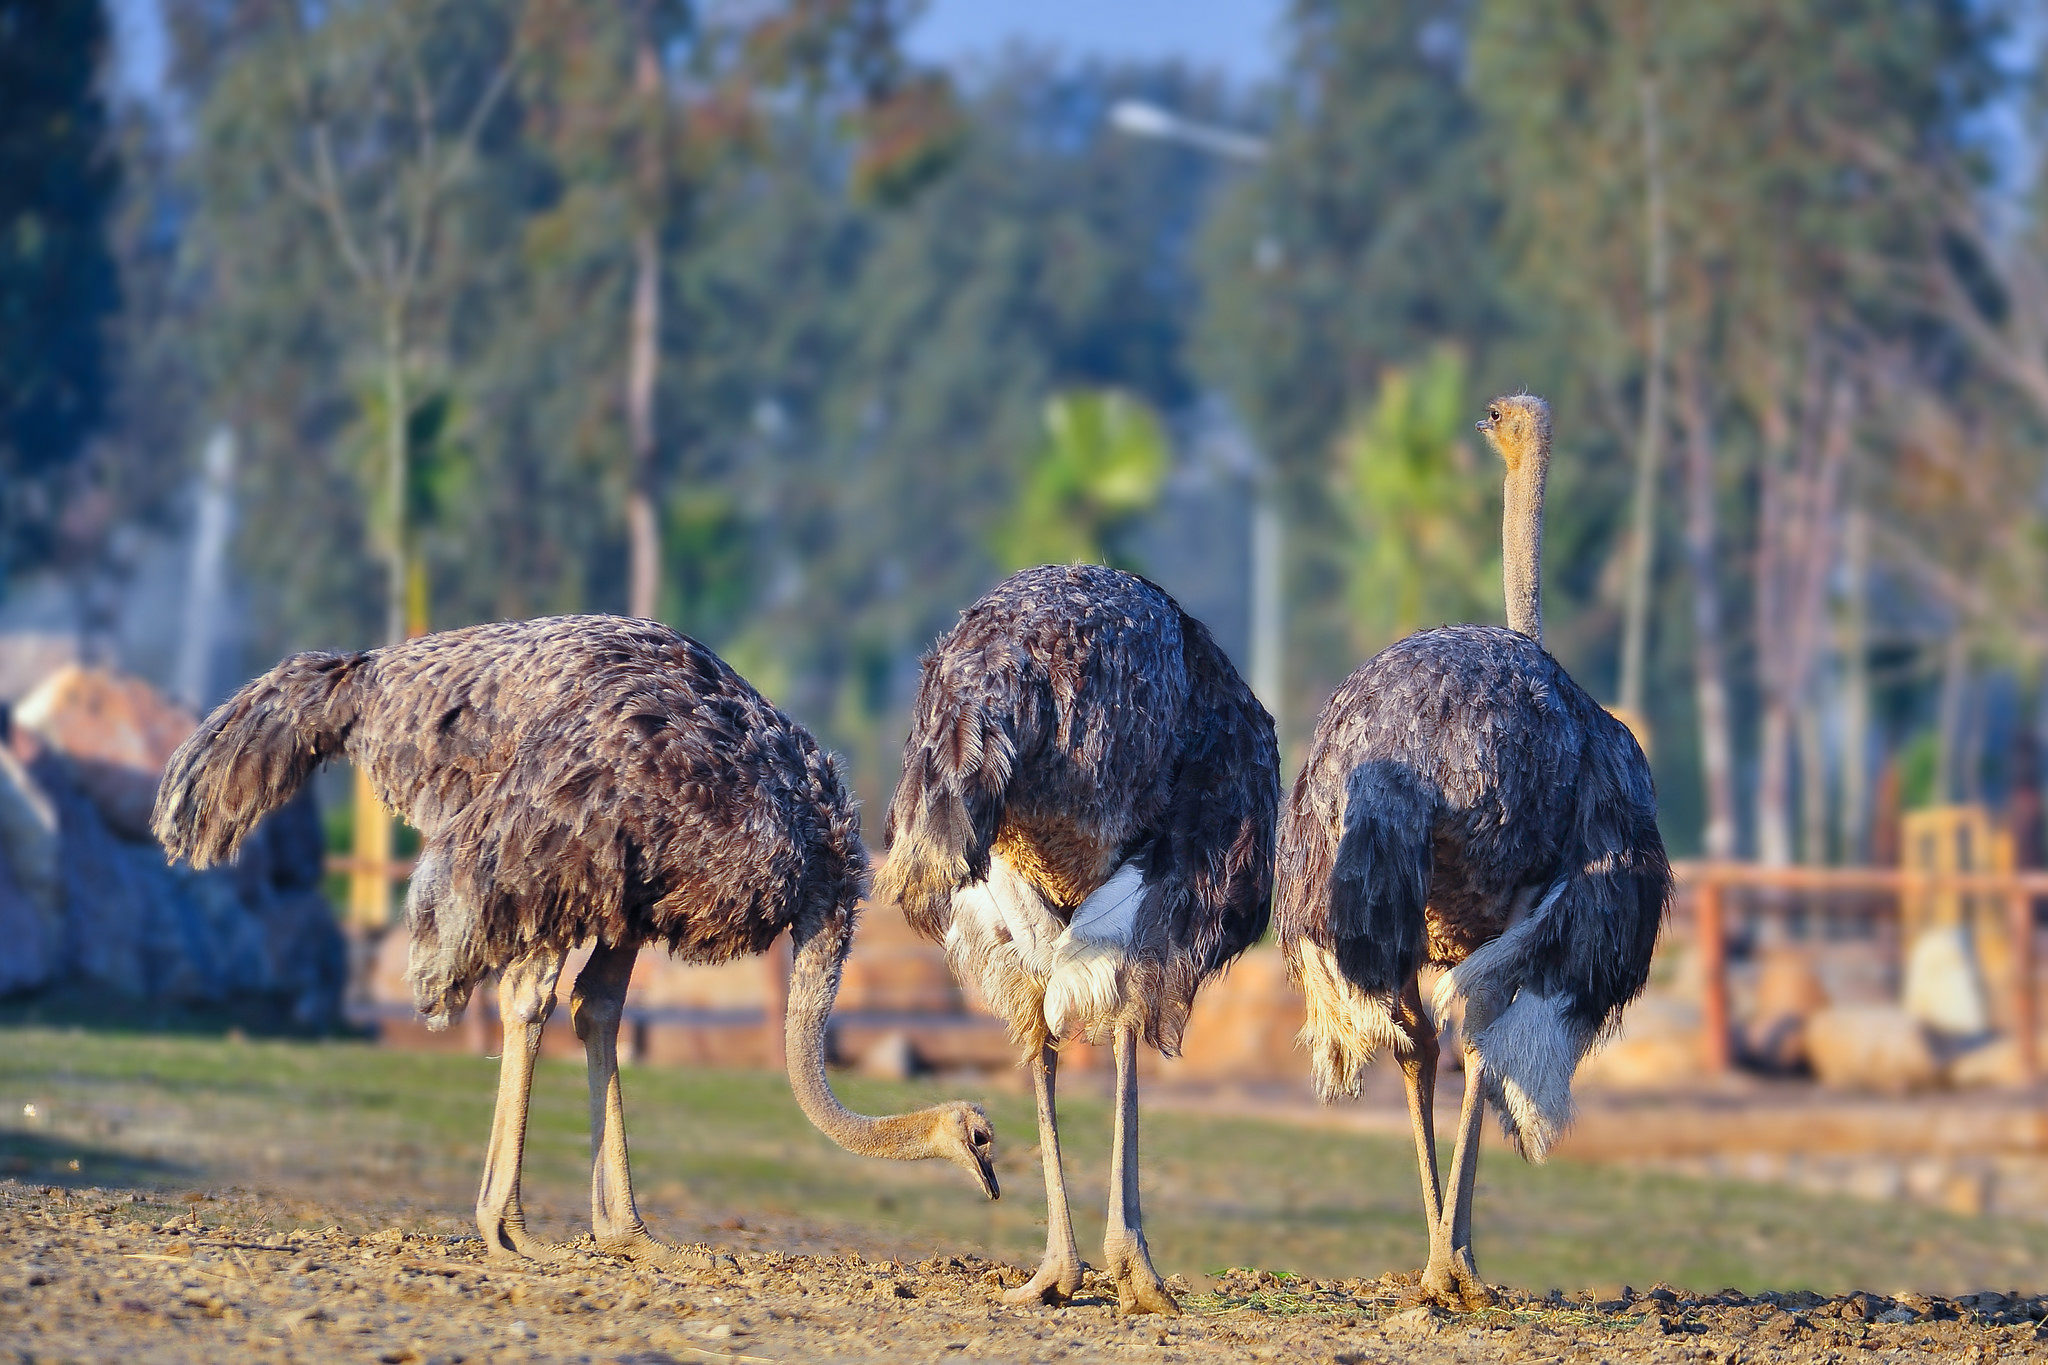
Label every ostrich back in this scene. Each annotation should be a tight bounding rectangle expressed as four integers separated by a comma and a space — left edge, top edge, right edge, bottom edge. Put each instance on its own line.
887, 565, 1279, 1051
1280, 624, 1666, 970
350, 615, 864, 970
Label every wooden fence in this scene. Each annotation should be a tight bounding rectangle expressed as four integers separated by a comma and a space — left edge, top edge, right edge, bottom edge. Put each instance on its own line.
1674, 861, 2048, 1083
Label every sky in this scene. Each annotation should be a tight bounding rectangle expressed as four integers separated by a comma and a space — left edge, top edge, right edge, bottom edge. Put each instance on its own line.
109, 0, 1287, 100
905, 0, 1284, 87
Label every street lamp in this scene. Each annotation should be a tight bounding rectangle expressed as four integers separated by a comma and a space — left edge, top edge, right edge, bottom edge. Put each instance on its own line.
1109, 98, 1269, 163
1109, 98, 1286, 739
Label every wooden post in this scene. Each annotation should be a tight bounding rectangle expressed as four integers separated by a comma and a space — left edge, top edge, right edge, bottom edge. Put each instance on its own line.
2010, 887, 2037, 1084
347, 768, 393, 932
763, 932, 790, 1071
1696, 876, 1731, 1073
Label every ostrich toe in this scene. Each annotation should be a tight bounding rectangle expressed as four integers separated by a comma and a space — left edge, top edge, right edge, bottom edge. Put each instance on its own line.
1103, 1235, 1179, 1317
478, 1216, 567, 1265
1419, 1251, 1497, 1312
1003, 1254, 1085, 1306
596, 1227, 736, 1272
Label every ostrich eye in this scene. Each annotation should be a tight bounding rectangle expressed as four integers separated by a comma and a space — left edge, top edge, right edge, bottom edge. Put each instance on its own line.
1487, 407, 1501, 422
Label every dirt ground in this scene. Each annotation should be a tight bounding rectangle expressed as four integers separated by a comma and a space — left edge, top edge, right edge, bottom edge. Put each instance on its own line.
5, 1179, 2048, 1365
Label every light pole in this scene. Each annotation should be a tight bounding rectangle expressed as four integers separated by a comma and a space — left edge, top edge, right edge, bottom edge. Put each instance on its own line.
1108, 98, 1287, 738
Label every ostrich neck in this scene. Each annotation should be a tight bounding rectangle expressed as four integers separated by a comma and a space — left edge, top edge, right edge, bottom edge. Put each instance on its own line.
783, 909, 932, 1158
1503, 450, 1548, 643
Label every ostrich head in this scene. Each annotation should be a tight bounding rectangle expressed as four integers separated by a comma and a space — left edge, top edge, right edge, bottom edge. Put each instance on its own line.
1474, 393, 1552, 472
1474, 393, 1552, 642
911, 1099, 1001, 1199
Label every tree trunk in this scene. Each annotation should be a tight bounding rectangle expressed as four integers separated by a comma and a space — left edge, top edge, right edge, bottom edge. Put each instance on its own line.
626, 222, 661, 620
1618, 73, 1668, 719
1936, 632, 1969, 804
1677, 357, 1737, 859
1798, 689, 1829, 864
625, 26, 664, 622
1837, 504, 1872, 862
1758, 702, 1795, 867
382, 310, 409, 647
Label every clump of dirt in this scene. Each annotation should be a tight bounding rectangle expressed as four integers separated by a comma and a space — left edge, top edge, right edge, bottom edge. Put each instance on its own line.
4, 1179, 2045, 1363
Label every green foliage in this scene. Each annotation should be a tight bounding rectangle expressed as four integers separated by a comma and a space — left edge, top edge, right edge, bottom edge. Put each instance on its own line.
995, 389, 1169, 573
1337, 349, 1500, 654
0, 0, 119, 572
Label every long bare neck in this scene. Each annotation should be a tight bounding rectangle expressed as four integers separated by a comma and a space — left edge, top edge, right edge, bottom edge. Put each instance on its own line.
783, 906, 936, 1158
1502, 444, 1548, 643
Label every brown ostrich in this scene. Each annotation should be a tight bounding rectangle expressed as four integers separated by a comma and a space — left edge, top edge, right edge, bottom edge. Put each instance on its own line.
1274, 396, 1669, 1307
153, 614, 997, 1266
881, 564, 1278, 1315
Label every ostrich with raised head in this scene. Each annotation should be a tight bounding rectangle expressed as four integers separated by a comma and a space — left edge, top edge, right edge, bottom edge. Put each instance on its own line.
1275, 395, 1669, 1308
881, 564, 1278, 1315
153, 615, 998, 1266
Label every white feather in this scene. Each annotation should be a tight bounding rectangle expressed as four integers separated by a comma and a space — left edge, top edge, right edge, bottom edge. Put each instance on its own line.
1043, 861, 1146, 1039
1468, 989, 1590, 1162
1066, 860, 1145, 945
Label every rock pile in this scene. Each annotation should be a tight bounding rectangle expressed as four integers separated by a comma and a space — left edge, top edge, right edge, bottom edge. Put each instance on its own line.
0, 661, 343, 1027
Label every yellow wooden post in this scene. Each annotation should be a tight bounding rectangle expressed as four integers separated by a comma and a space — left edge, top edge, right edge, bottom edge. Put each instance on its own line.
348, 767, 393, 932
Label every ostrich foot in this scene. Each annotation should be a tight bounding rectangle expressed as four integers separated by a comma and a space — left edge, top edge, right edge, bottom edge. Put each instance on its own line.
479, 1216, 566, 1265
1419, 1251, 1497, 1311
595, 1226, 735, 1273
1002, 1254, 1085, 1306
1104, 1234, 1179, 1317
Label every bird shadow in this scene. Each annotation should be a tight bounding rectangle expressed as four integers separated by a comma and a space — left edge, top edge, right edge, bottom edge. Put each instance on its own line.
0, 1127, 194, 1190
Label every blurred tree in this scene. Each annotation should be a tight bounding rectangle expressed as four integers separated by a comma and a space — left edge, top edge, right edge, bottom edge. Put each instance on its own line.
994, 389, 1169, 573
1335, 347, 1500, 656
186, 0, 526, 645
0, 0, 119, 578
1471, 0, 2010, 860
1197, 0, 1508, 741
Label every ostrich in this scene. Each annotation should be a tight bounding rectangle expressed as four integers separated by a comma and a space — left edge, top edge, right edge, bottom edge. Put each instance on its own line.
880, 564, 1278, 1315
152, 614, 998, 1266
1275, 395, 1669, 1308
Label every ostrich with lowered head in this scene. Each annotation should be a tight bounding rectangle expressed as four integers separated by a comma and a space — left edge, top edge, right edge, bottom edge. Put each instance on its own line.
1275, 395, 1669, 1308
153, 614, 998, 1266
881, 564, 1278, 1315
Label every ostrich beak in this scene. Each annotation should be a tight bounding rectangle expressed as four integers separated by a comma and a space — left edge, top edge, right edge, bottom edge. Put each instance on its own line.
956, 1107, 1000, 1200
969, 1148, 1000, 1201
1474, 416, 1494, 434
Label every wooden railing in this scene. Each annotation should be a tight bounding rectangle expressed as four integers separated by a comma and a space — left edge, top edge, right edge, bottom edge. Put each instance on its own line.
1673, 861, 2048, 1083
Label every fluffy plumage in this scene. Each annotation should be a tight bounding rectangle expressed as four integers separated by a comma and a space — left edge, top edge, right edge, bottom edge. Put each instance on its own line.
154, 615, 864, 1023
880, 564, 1278, 1052
1277, 624, 1669, 1155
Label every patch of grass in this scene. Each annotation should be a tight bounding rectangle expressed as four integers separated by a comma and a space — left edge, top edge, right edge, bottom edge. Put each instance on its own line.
3, 1026, 2047, 1295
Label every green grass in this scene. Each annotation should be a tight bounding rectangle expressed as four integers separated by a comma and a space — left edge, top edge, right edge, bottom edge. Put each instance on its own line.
3, 1025, 2046, 1296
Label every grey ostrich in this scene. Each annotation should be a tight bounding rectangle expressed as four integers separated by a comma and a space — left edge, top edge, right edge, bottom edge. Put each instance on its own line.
1275, 396, 1669, 1308
153, 615, 997, 1266
880, 564, 1278, 1315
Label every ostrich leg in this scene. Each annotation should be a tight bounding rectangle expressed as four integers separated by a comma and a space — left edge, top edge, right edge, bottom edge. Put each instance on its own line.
571, 939, 730, 1270
1395, 978, 1445, 1231
1004, 1040, 1085, 1305
1103, 1023, 1178, 1316
477, 947, 567, 1261
1420, 1046, 1497, 1309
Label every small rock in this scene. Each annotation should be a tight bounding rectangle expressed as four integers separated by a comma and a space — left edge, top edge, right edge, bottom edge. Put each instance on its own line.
1382, 1306, 1440, 1337
1875, 1306, 1920, 1324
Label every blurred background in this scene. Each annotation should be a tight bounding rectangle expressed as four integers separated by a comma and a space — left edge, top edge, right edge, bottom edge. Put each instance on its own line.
12, 0, 2048, 1292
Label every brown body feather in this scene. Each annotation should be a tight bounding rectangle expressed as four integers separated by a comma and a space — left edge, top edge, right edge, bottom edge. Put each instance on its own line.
154, 615, 866, 1022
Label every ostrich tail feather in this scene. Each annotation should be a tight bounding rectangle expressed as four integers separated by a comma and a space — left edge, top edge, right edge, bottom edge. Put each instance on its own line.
151, 650, 365, 870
